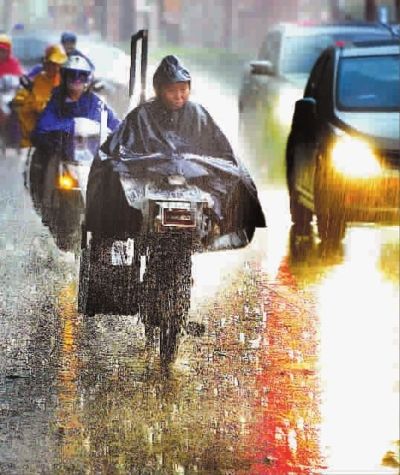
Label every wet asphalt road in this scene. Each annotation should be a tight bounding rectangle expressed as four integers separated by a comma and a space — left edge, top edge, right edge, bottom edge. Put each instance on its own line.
0, 91, 399, 473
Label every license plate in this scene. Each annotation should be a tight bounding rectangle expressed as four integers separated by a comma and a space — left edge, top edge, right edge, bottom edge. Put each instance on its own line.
162, 208, 195, 227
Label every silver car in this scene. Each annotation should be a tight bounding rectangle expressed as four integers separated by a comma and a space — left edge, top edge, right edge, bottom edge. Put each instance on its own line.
239, 22, 394, 132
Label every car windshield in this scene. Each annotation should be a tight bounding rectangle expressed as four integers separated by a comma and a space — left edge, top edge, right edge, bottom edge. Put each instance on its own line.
280, 32, 390, 74
337, 54, 400, 111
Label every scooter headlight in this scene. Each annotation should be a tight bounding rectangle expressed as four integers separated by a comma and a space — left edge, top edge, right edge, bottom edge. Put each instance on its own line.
58, 171, 79, 190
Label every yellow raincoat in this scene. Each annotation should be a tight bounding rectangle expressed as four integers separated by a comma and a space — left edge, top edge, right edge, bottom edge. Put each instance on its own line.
13, 44, 66, 147
14, 72, 61, 147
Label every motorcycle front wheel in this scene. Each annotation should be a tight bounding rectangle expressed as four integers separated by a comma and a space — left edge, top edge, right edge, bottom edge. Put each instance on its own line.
140, 233, 192, 365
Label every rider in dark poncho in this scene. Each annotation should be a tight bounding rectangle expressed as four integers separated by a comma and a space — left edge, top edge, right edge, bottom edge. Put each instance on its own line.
87, 55, 265, 242
103, 55, 239, 161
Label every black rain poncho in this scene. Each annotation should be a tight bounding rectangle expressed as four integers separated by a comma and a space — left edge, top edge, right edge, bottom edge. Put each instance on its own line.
86, 96, 266, 247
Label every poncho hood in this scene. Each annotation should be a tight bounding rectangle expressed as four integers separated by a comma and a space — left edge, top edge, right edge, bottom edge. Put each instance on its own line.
153, 55, 191, 90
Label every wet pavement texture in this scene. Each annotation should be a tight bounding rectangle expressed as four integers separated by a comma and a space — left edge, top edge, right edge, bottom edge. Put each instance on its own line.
0, 83, 399, 474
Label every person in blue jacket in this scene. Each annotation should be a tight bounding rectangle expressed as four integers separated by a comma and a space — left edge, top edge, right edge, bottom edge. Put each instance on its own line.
32, 54, 120, 151
30, 54, 120, 208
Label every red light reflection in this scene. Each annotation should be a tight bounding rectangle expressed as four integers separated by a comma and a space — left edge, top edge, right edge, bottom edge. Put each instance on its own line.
245, 259, 326, 474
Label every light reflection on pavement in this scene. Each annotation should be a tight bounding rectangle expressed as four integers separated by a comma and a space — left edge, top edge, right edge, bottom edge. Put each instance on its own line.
34, 217, 397, 474
317, 227, 399, 474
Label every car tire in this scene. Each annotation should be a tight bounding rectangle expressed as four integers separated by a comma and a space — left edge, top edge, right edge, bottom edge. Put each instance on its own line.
290, 191, 313, 234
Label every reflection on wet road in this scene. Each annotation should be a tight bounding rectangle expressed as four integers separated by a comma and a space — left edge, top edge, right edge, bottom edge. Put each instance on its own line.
1, 75, 399, 473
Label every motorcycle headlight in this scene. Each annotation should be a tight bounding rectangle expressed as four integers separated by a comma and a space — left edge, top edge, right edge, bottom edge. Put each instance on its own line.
331, 135, 381, 178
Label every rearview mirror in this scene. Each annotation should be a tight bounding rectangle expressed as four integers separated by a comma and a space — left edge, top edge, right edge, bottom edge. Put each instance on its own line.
291, 98, 317, 141
250, 60, 274, 76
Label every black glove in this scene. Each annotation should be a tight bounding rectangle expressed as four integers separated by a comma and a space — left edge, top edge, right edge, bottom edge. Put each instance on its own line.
19, 75, 33, 92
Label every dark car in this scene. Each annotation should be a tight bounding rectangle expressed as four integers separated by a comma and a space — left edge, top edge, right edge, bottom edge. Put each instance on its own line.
10, 30, 130, 116
286, 39, 400, 243
239, 22, 395, 136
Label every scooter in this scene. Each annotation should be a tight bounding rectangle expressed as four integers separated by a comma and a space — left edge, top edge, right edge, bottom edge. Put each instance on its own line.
25, 114, 106, 253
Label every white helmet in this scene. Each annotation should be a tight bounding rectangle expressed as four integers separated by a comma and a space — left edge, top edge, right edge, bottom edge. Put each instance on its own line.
61, 55, 93, 84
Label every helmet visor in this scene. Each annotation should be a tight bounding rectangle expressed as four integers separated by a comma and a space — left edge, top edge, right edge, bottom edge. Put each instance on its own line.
65, 70, 90, 84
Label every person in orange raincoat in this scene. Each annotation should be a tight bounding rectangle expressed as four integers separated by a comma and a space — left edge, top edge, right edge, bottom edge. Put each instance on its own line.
13, 44, 67, 147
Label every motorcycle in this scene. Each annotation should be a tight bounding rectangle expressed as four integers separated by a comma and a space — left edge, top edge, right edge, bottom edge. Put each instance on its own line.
0, 74, 21, 155
78, 152, 250, 363
78, 30, 263, 364
24, 116, 104, 253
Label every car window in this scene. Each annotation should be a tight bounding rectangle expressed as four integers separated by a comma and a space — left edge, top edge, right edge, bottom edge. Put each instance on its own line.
258, 34, 270, 60
281, 35, 335, 74
258, 31, 281, 68
280, 31, 390, 75
337, 54, 400, 111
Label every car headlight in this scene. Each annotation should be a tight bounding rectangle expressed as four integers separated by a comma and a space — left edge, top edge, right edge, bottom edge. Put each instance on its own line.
276, 88, 303, 127
331, 135, 381, 178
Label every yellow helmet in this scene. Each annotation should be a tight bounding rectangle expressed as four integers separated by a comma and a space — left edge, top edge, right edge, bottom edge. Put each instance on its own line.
44, 44, 67, 65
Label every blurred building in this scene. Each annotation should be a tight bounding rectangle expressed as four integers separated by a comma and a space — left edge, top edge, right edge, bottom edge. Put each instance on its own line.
173, 0, 331, 52
87, 0, 160, 45
1, 0, 49, 31
1, 0, 160, 45
1, 0, 399, 47
161, 0, 399, 52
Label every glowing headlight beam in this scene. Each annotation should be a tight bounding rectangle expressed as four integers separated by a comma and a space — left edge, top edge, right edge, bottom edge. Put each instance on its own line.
331, 136, 381, 178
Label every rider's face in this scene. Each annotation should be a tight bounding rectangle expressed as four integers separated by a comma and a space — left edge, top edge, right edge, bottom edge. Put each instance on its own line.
66, 78, 86, 99
62, 41, 76, 55
159, 82, 190, 110
44, 61, 60, 79
65, 70, 89, 99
